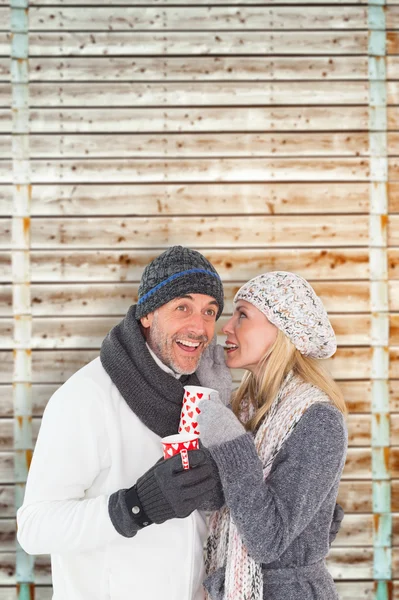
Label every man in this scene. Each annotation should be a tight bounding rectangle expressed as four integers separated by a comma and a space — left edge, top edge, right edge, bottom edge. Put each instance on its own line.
17, 246, 231, 600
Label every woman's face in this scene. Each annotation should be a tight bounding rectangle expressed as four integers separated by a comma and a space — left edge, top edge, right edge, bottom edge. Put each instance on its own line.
222, 300, 278, 374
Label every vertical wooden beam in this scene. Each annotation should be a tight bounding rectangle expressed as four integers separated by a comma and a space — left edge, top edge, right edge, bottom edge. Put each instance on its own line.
368, 1, 391, 597
10, 1, 34, 597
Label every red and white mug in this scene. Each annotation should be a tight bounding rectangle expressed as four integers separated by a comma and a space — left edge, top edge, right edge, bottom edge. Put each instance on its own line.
161, 433, 199, 470
179, 385, 218, 437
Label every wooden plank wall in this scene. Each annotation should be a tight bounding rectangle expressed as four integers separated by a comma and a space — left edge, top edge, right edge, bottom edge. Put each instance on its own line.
1, 0, 399, 596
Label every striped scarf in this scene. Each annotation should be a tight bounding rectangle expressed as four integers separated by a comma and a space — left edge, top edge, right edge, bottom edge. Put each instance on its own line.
205, 371, 329, 600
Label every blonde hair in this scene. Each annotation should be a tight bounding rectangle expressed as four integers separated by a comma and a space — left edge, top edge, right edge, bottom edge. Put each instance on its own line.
232, 329, 347, 432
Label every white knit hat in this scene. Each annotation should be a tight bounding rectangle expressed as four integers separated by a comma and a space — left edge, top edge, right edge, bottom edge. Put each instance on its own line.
234, 271, 336, 359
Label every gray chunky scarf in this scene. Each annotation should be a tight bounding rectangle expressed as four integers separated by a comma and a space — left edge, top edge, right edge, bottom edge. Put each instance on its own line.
100, 304, 200, 438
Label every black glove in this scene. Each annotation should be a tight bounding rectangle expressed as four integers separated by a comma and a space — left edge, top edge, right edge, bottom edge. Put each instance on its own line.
135, 449, 220, 523
329, 503, 344, 545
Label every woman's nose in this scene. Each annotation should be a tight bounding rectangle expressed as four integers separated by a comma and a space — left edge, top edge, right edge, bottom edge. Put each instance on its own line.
222, 316, 234, 335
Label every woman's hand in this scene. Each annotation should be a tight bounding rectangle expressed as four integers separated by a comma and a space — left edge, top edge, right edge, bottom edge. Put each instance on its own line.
196, 336, 233, 406
198, 392, 246, 448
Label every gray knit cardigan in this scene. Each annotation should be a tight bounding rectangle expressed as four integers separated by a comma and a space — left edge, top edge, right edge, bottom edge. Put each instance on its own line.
205, 402, 348, 600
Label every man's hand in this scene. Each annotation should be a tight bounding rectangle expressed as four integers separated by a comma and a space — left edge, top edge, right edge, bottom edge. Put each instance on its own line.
196, 336, 232, 406
135, 450, 220, 523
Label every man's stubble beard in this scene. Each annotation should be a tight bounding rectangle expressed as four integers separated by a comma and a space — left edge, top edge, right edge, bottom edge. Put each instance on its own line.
147, 313, 204, 375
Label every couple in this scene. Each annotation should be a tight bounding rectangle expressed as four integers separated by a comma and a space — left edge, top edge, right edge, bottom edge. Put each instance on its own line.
17, 246, 347, 600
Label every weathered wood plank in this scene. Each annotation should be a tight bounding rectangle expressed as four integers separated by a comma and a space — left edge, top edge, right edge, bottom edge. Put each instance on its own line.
30, 350, 98, 384
388, 158, 399, 180
0, 385, 57, 418
0, 34, 10, 56
26, 249, 370, 282
389, 135, 399, 161
0, 419, 40, 450
2, 132, 372, 159
26, 215, 370, 249
327, 348, 373, 379
0, 287, 11, 316
388, 6, 399, 28
0, 313, 372, 350
6, 133, 370, 159
0, 221, 10, 249
388, 216, 399, 245
328, 548, 373, 579
28, 82, 370, 107
388, 82, 399, 105
0, 254, 11, 284
342, 448, 371, 479
0, 455, 15, 484
390, 381, 399, 412
28, 7, 368, 31
390, 183, 399, 213
390, 250, 399, 280
388, 32, 399, 55
0, 163, 11, 185
0, 186, 11, 214
0, 60, 8, 80
390, 349, 399, 379
26, 31, 369, 56
0, 486, 14, 517
24, 183, 370, 215
0, 280, 372, 319
0, 85, 14, 107
389, 108, 399, 131
27, 57, 367, 82
27, 0, 372, 5
337, 481, 372, 512
24, 158, 371, 184
387, 57, 399, 81
22, 107, 371, 134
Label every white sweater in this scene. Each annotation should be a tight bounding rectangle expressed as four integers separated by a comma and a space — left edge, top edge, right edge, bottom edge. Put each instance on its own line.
17, 357, 207, 600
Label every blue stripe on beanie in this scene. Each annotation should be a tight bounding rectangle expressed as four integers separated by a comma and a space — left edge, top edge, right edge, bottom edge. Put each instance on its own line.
137, 268, 221, 305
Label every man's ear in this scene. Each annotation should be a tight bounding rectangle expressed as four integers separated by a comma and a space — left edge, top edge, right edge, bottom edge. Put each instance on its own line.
140, 313, 153, 329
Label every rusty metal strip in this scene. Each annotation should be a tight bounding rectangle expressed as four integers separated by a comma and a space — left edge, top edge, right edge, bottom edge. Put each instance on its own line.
10, 1, 34, 597
368, 0, 391, 596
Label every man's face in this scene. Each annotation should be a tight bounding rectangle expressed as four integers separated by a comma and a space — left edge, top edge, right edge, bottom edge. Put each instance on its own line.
141, 294, 219, 374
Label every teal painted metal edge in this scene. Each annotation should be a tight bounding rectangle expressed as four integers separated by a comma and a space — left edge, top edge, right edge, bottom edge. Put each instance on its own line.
368, 0, 391, 592
10, 2, 34, 595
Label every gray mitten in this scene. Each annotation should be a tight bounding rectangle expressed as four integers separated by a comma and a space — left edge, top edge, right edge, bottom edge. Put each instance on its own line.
196, 336, 233, 406
198, 392, 246, 448
329, 503, 344, 545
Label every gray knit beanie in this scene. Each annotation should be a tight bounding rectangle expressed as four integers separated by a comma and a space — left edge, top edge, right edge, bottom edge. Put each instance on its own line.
136, 246, 224, 320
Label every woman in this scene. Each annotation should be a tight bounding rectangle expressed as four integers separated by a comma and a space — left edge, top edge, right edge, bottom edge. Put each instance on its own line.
197, 271, 348, 600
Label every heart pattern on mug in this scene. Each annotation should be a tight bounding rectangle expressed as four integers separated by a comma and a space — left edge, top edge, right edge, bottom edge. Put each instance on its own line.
179, 387, 215, 437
